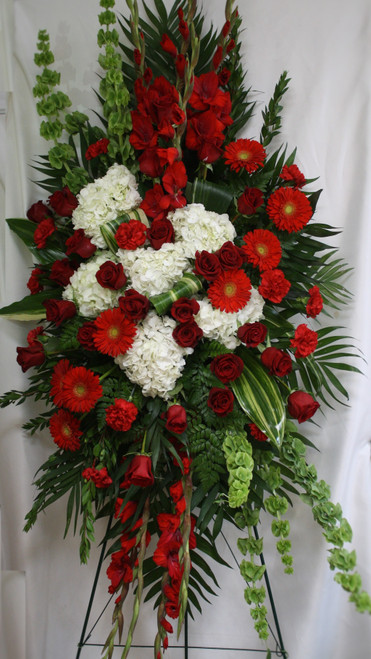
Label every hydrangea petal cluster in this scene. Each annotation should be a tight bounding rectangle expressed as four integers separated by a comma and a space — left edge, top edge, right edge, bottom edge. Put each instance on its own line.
63, 252, 124, 317
71, 164, 141, 248
115, 311, 192, 399
195, 288, 265, 349
168, 203, 236, 258
118, 242, 190, 297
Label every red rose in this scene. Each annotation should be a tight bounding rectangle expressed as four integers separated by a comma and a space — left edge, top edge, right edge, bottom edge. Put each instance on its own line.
216, 241, 245, 270
77, 321, 97, 351
163, 405, 187, 434
210, 353, 244, 383
48, 186, 78, 216
118, 289, 150, 320
65, 229, 97, 258
34, 218, 56, 248
96, 261, 127, 290
287, 391, 320, 423
43, 299, 76, 326
147, 219, 175, 250
237, 187, 264, 215
115, 219, 147, 250
258, 269, 291, 303
160, 34, 178, 58
306, 285, 323, 318
237, 322, 267, 347
125, 455, 154, 487
170, 297, 200, 323
290, 323, 318, 358
27, 201, 50, 223
172, 320, 203, 348
194, 250, 222, 281
261, 347, 292, 377
16, 341, 45, 372
207, 387, 234, 416
27, 267, 44, 294
50, 258, 76, 286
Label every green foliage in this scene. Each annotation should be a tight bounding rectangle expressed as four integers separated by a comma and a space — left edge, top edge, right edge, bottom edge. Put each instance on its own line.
260, 71, 290, 147
187, 418, 226, 491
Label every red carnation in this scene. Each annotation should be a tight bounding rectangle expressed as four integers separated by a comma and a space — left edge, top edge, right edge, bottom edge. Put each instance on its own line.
16, 341, 45, 372
224, 139, 266, 173
34, 218, 56, 248
65, 229, 97, 258
85, 138, 109, 160
124, 455, 154, 487
210, 353, 244, 383
306, 285, 323, 318
249, 423, 268, 442
50, 258, 76, 286
82, 466, 113, 488
287, 391, 320, 424
266, 187, 312, 233
48, 186, 78, 216
290, 324, 318, 359
43, 299, 76, 326
118, 288, 150, 321
170, 297, 200, 323
237, 322, 267, 347
261, 347, 292, 377
115, 219, 147, 250
172, 320, 203, 348
207, 387, 234, 416
147, 219, 175, 249
280, 164, 306, 188
105, 398, 138, 432
237, 187, 264, 215
49, 409, 82, 451
96, 261, 127, 289
27, 326, 44, 345
258, 269, 291, 304
162, 405, 187, 434
27, 200, 50, 223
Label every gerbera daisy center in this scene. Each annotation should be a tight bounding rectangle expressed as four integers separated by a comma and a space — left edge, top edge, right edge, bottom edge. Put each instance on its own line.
223, 282, 237, 297
108, 326, 120, 339
237, 150, 251, 161
283, 203, 295, 215
62, 424, 71, 437
73, 383, 87, 398
256, 243, 268, 256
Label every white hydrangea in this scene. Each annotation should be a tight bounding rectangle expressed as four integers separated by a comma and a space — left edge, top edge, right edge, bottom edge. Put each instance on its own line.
195, 288, 265, 349
117, 242, 191, 297
72, 164, 141, 248
63, 252, 123, 318
115, 312, 192, 399
168, 203, 236, 258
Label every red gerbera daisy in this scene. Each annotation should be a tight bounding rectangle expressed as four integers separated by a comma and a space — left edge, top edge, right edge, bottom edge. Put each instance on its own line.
49, 409, 82, 451
50, 359, 71, 407
266, 187, 312, 232
208, 269, 251, 312
93, 308, 137, 357
224, 138, 266, 173
60, 366, 103, 413
242, 229, 282, 271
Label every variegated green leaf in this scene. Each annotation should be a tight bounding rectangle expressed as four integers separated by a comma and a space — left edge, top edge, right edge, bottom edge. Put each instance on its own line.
231, 349, 286, 446
0, 291, 54, 320
150, 273, 203, 315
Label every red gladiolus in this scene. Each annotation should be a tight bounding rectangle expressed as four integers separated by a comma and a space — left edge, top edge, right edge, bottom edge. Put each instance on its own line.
160, 34, 178, 58
186, 110, 226, 163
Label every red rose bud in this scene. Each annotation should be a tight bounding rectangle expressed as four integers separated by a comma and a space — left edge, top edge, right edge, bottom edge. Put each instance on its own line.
146, 219, 175, 250
175, 53, 186, 78
172, 320, 203, 348
207, 387, 234, 416
16, 341, 45, 372
48, 186, 78, 216
27, 200, 50, 223
194, 250, 222, 281
210, 353, 244, 383
216, 241, 245, 269
160, 34, 178, 58
170, 297, 200, 323
237, 321, 267, 347
237, 187, 264, 215
287, 391, 320, 423
118, 288, 150, 321
124, 455, 154, 487
261, 347, 292, 377
163, 404, 187, 434
96, 261, 127, 290
65, 229, 97, 258
50, 258, 76, 286
77, 321, 97, 351
33, 218, 56, 248
43, 299, 76, 326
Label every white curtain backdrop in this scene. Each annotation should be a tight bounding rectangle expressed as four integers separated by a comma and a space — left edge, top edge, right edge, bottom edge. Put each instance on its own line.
1, 1, 371, 658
